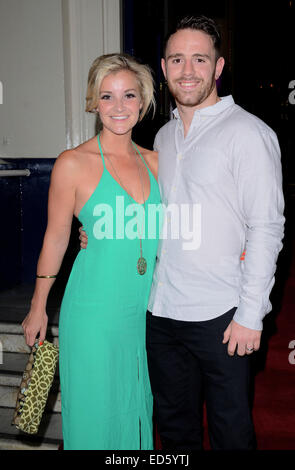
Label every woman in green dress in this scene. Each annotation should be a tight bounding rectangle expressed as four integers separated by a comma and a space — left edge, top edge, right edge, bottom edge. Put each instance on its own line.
22, 53, 162, 450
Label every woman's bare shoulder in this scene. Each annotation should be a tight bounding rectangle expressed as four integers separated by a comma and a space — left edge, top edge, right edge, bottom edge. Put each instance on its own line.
52, 149, 80, 182
53, 137, 98, 175
136, 144, 158, 179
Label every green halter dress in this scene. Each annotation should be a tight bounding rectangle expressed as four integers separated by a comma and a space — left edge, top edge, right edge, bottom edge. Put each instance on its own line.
58, 135, 161, 450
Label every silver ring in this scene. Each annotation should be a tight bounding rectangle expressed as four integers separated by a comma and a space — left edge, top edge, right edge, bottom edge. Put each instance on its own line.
246, 346, 254, 352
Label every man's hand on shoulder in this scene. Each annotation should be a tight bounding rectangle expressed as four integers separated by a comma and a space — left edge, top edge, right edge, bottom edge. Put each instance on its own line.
79, 226, 88, 249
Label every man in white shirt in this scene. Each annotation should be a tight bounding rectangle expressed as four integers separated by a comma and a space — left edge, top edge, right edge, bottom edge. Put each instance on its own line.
146, 15, 285, 450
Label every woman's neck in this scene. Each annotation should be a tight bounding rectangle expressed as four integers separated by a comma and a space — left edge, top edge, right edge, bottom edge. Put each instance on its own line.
99, 129, 134, 157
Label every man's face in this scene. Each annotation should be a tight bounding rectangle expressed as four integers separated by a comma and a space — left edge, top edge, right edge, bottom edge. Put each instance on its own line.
162, 29, 224, 109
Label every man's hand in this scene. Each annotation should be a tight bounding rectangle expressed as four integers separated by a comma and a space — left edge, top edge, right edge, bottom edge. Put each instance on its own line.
223, 320, 261, 356
79, 226, 88, 249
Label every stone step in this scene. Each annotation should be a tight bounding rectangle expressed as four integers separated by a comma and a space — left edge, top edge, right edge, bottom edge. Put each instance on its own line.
0, 352, 62, 446
0, 407, 63, 443
0, 322, 59, 354
0, 384, 61, 413
0, 286, 63, 448
0, 380, 61, 413
0, 351, 29, 372
0, 284, 62, 327
0, 437, 60, 450
0, 350, 59, 378
0, 322, 59, 336
0, 352, 60, 411
0, 351, 60, 376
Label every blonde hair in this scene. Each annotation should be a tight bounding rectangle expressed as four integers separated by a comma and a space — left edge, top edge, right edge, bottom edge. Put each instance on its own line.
85, 53, 155, 121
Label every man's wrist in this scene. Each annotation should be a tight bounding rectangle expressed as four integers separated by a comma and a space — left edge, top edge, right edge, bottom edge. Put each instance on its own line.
233, 310, 263, 331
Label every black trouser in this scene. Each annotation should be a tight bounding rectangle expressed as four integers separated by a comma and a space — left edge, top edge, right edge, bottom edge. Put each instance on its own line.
146, 308, 256, 450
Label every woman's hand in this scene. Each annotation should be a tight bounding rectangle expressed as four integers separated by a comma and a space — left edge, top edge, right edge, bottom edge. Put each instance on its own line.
22, 309, 48, 347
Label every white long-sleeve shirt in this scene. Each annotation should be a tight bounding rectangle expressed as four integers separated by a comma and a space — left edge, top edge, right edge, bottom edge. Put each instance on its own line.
147, 95, 285, 330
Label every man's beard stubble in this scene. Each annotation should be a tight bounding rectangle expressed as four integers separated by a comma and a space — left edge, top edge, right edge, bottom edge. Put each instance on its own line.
168, 73, 216, 108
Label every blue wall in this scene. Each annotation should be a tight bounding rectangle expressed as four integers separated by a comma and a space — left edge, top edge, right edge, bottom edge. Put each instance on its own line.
0, 159, 54, 289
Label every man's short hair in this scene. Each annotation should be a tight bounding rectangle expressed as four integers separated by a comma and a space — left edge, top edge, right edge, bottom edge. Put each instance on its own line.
163, 15, 222, 61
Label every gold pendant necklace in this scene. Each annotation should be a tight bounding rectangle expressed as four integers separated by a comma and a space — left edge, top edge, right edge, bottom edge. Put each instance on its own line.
137, 244, 147, 275
100, 137, 147, 275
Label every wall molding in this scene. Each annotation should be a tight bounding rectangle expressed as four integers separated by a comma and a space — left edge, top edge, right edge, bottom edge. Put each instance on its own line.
61, 0, 122, 149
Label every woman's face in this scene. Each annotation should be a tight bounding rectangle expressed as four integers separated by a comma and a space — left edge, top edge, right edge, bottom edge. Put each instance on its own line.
96, 69, 143, 136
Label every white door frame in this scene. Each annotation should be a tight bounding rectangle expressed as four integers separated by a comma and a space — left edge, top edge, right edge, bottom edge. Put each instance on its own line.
61, 0, 122, 148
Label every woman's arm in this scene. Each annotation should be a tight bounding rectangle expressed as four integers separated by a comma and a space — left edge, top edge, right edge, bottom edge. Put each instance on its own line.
22, 150, 78, 346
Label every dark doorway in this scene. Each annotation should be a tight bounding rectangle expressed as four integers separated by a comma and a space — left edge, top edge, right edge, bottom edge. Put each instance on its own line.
122, 0, 295, 266
122, 0, 235, 148
122, 0, 295, 190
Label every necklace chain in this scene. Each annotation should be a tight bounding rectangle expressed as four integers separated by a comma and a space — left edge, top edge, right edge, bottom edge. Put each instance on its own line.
103, 144, 146, 209
100, 138, 147, 275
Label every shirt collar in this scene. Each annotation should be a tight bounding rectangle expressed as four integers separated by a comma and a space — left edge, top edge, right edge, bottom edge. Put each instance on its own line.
172, 95, 235, 120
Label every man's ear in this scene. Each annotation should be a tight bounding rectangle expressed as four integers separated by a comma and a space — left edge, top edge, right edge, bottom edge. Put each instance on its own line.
215, 56, 225, 80
161, 58, 167, 80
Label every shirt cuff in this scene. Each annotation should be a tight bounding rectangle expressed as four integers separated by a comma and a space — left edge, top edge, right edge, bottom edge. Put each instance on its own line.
233, 299, 272, 331
233, 311, 263, 330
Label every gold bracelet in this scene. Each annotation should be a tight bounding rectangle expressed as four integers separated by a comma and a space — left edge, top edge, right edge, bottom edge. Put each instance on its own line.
36, 274, 57, 279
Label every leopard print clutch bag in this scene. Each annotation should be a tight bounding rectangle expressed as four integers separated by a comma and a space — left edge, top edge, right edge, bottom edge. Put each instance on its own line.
12, 340, 59, 434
